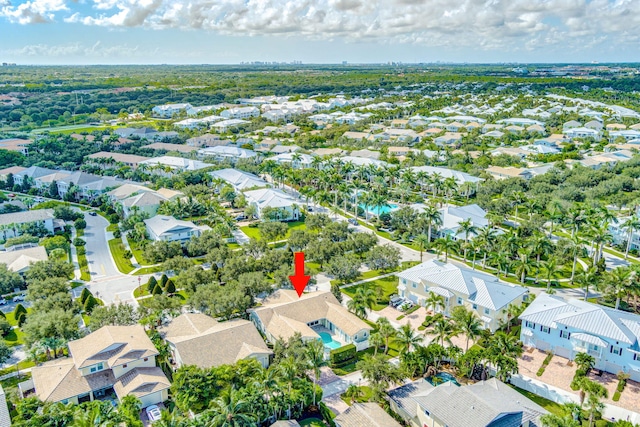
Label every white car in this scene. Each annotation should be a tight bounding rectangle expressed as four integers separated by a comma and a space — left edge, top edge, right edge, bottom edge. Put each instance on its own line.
145, 405, 161, 422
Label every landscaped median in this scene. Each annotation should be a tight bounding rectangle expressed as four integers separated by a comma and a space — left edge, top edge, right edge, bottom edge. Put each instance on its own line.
108, 238, 135, 274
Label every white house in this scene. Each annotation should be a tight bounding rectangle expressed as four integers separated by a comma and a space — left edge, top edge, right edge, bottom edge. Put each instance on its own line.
397, 260, 529, 332
520, 293, 640, 382
152, 103, 192, 118
271, 152, 314, 169
144, 215, 210, 242
0, 209, 55, 238
219, 107, 260, 119
564, 127, 602, 141
210, 168, 269, 191
139, 156, 211, 173
435, 204, 489, 240
243, 188, 300, 221
197, 146, 257, 161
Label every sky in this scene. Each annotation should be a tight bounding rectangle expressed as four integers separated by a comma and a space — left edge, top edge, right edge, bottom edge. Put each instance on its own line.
1, 0, 640, 65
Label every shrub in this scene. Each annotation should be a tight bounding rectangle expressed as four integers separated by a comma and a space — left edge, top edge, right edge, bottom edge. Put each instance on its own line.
152, 284, 164, 295
0, 319, 11, 337
159, 274, 169, 287
108, 214, 119, 224
74, 218, 87, 230
73, 237, 86, 247
123, 250, 132, 260
147, 276, 158, 294
16, 312, 26, 327
0, 310, 4, 319
13, 303, 27, 319
113, 230, 122, 238
84, 295, 98, 313
330, 344, 356, 368
80, 288, 92, 304
164, 279, 176, 294
613, 391, 621, 401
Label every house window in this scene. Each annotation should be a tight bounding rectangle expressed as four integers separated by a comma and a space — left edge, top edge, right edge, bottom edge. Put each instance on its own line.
144, 357, 148, 362
611, 346, 622, 356
90, 362, 104, 373
484, 308, 490, 315
541, 326, 550, 334
472, 304, 478, 310
457, 297, 462, 305
424, 409, 430, 416
122, 364, 128, 368
402, 279, 406, 284
634, 353, 638, 361
560, 330, 571, 339
525, 321, 535, 329
412, 283, 417, 288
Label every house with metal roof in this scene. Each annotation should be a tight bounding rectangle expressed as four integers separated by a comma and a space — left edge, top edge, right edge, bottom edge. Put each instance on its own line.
243, 188, 301, 221
388, 378, 547, 427
397, 260, 528, 332
210, 168, 269, 191
21, 325, 169, 408
519, 293, 640, 382
144, 215, 211, 242
335, 402, 402, 427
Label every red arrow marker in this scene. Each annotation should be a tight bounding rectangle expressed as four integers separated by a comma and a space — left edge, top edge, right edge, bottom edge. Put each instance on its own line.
289, 252, 311, 297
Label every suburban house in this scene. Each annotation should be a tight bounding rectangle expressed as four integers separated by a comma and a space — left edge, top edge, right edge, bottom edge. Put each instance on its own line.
243, 188, 300, 221
0, 209, 56, 238
435, 204, 489, 240
209, 168, 269, 191
197, 146, 257, 161
249, 290, 372, 352
519, 293, 640, 382
141, 143, 200, 154
86, 152, 151, 169
22, 325, 170, 407
397, 260, 529, 332
486, 166, 533, 181
144, 215, 211, 242
152, 103, 192, 118
139, 156, 211, 174
161, 313, 272, 369
388, 378, 547, 427
411, 165, 483, 188
609, 130, 640, 143
120, 191, 169, 218
564, 127, 602, 141
0, 245, 48, 274
0, 138, 34, 156
609, 216, 640, 251
271, 152, 314, 168
219, 106, 260, 119
335, 402, 401, 427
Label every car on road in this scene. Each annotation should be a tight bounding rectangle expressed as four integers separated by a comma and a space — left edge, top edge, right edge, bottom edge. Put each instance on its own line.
145, 405, 161, 422
348, 218, 359, 226
88, 211, 97, 216
34, 197, 44, 202
0, 299, 7, 305
12, 294, 25, 303
7, 193, 15, 198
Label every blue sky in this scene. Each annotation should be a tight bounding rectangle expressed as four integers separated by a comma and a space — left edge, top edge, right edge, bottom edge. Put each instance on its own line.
1, 0, 639, 64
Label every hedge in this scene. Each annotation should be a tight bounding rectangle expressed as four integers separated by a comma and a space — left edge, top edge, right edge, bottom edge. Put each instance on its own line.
13, 304, 26, 319
80, 288, 92, 305
330, 344, 356, 368
147, 276, 158, 294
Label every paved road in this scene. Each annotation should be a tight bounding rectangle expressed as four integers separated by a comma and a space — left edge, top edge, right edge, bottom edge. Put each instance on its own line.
83, 212, 120, 278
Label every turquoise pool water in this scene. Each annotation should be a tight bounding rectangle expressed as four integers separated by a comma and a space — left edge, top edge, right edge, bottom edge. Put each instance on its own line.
358, 203, 399, 216
426, 372, 460, 386
319, 332, 342, 350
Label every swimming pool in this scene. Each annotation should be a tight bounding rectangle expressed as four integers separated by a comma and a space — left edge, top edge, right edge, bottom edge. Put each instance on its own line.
319, 332, 342, 350
358, 203, 399, 216
426, 372, 460, 386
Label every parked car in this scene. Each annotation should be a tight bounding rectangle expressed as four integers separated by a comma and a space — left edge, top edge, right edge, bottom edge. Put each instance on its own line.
6, 193, 15, 198
88, 211, 97, 216
0, 299, 7, 305
234, 214, 246, 221
34, 197, 44, 202
145, 405, 162, 422
12, 294, 25, 302
348, 218, 359, 226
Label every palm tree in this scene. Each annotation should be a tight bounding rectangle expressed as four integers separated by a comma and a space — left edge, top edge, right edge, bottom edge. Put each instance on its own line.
305, 339, 326, 407
513, 252, 533, 284
575, 266, 599, 301
207, 388, 257, 427
540, 258, 559, 292
369, 332, 384, 356
435, 234, 458, 263
425, 292, 445, 314
585, 394, 605, 427
574, 352, 596, 374
622, 217, 640, 259
430, 317, 458, 347
396, 322, 422, 354
452, 307, 482, 351
414, 233, 430, 262
346, 286, 376, 319
605, 267, 632, 310
477, 226, 498, 268
420, 205, 442, 244
458, 218, 478, 261
376, 317, 396, 355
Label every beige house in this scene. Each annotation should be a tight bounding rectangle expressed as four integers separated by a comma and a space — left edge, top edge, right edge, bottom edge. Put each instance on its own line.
0, 245, 48, 273
24, 325, 170, 408
249, 290, 372, 352
335, 402, 402, 427
397, 260, 528, 332
86, 152, 151, 169
486, 166, 533, 180
162, 313, 272, 369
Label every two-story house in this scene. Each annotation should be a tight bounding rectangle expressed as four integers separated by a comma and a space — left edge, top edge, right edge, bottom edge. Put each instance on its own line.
519, 293, 640, 382
243, 188, 301, 221
144, 215, 211, 242
23, 325, 170, 408
249, 290, 372, 353
397, 260, 529, 332
0, 209, 56, 238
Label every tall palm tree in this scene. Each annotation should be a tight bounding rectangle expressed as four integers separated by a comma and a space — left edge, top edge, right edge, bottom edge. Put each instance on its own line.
430, 317, 458, 347
425, 292, 445, 314
376, 317, 396, 355
458, 218, 478, 261
622, 217, 640, 259
369, 332, 385, 356
305, 339, 326, 407
435, 234, 458, 263
513, 252, 533, 284
452, 307, 482, 351
396, 323, 422, 354
510, 191, 526, 220
575, 266, 599, 301
540, 258, 559, 292
420, 205, 442, 244
347, 286, 376, 319
477, 226, 498, 268
605, 267, 632, 310
207, 388, 257, 427
414, 233, 430, 262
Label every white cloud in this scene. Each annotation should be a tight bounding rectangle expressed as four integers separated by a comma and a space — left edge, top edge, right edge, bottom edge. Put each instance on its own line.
6, 0, 640, 53
0, 0, 67, 24
4, 41, 141, 57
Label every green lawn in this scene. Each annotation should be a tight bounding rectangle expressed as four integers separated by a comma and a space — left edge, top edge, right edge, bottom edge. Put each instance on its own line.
108, 238, 135, 274
298, 418, 326, 427
340, 385, 374, 405
508, 385, 565, 416
127, 237, 154, 265
240, 221, 306, 241
342, 276, 398, 311
106, 223, 119, 232
134, 265, 164, 275
76, 245, 91, 281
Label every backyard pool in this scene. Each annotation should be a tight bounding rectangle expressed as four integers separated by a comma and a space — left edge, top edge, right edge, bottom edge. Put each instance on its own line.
319, 332, 342, 350
359, 203, 399, 216
426, 372, 460, 386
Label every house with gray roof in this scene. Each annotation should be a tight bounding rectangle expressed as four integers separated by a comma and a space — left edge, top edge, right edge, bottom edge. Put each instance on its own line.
397, 260, 528, 332
210, 168, 269, 191
519, 293, 640, 382
389, 378, 547, 427
335, 402, 401, 427
243, 188, 300, 221
144, 215, 210, 242
0, 209, 56, 238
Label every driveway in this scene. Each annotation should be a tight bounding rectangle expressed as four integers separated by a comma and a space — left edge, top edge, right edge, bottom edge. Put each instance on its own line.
83, 212, 120, 278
